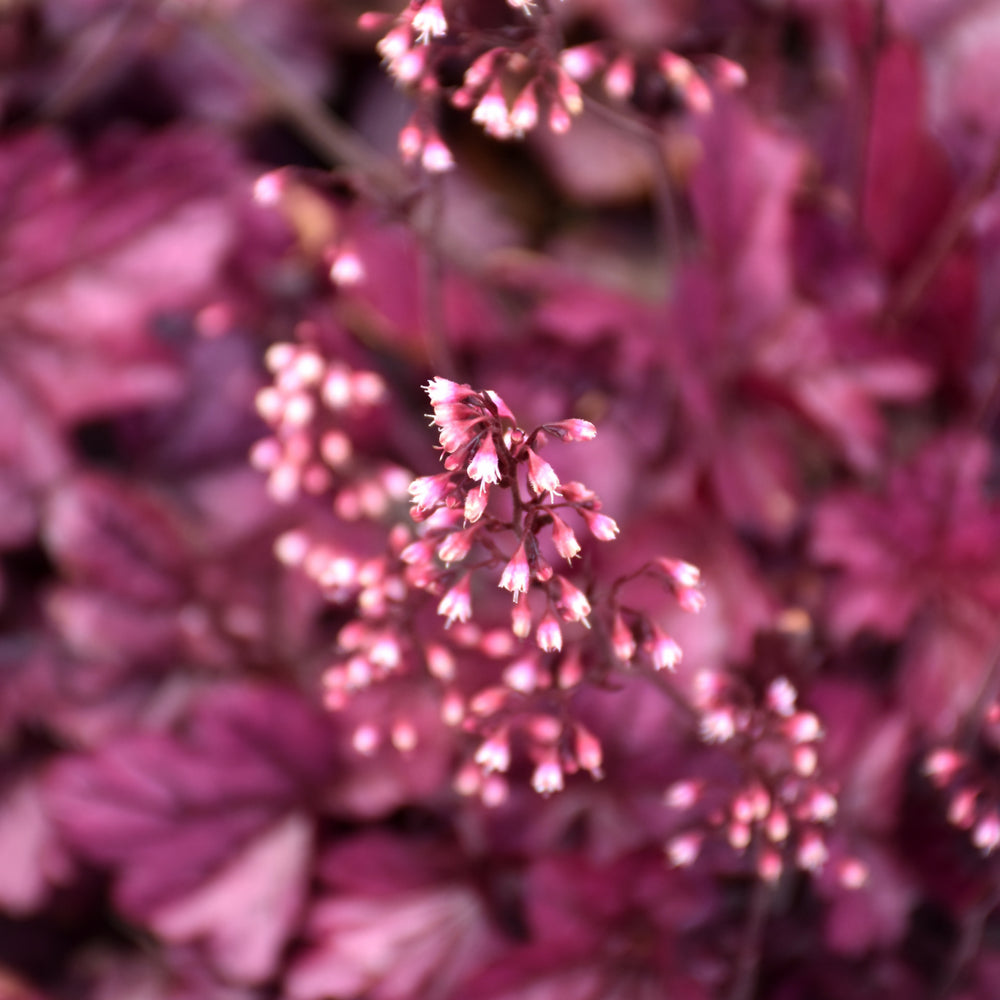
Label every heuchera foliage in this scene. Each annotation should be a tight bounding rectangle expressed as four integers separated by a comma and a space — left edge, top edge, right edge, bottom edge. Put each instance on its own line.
4, 0, 1000, 998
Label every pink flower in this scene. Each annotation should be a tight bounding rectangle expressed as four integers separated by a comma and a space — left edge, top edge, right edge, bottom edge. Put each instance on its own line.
647, 625, 682, 671
511, 598, 533, 639
700, 707, 736, 743
766, 808, 789, 842
604, 54, 636, 100
924, 748, 964, 784
472, 79, 512, 138
559, 43, 604, 81
560, 481, 597, 504
797, 829, 829, 871
573, 724, 603, 778
397, 116, 423, 162
759, 849, 783, 883
421, 131, 455, 172
677, 586, 706, 613
612, 612, 636, 660
474, 728, 511, 773
550, 513, 580, 561
436, 416, 483, 455
767, 676, 797, 716
509, 82, 539, 133
400, 538, 436, 570
580, 509, 619, 540
464, 485, 490, 523
664, 780, 702, 810
708, 55, 748, 90
411, 0, 447, 44
526, 448, 560, 501
499, 540, 531, 599
536, 610, 562, 653
503, 655, 540, 693
666, 831, 703, 868
555, 576, 591, 622
408, 472, 453, 513
555, 68, 583, 115
531, 754, 564, 796
656, 557, 701, 589
437, 574, 472, 626
462, 49, 501, 90
437, 527, 476, 563
467, 433, 501, 487
973, 812, 1000, 854
377, 24, 411, 63
543, 419, 597, 442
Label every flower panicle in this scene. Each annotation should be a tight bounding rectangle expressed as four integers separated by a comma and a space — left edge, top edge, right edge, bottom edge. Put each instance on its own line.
294, 375, 706, 811
405, 378, 704, 651
363, 0, 747, 181
665, 672, 867, 889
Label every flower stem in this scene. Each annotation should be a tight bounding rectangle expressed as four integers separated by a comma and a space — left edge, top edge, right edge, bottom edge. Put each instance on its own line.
173, 1, 405, 196
727, 866, 773, 1000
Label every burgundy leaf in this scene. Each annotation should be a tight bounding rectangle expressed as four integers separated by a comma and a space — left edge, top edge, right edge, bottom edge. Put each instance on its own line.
287, 833, 500, 1000
862, 40, 956, 271
0, 128, 241, 422
812, 432, 1000, 641
42, 473, 188, 605
462, 854, 717, 1000
0, 770, 72, 916
46, 683, 336, 947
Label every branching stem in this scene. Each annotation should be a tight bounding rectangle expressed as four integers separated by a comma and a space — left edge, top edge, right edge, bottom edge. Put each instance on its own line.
170, 1, 405, 196
884, 140, 1000, 326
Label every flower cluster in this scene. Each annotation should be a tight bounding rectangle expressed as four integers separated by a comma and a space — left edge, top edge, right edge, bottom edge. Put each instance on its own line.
925, 717, 1000, 856
451, 44, 585, 141
560, 43, 747, 114
410, 377, 606, 618
664, 673, 866, 887
362, 0, 745, 170
251, 336, 418, 537
312, 375, 704, 803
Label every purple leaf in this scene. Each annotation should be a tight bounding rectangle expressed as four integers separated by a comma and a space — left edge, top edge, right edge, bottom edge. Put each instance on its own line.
287, 834, 500, 1000
43, 473, 188, 605
0, 770, 72, 915
149, 814, 312, 984
0, 128, 242, 422
862, 41, 955, 271
46, 682, 336, 982
462, 854, 716, 1000
812, 432, 1000, 641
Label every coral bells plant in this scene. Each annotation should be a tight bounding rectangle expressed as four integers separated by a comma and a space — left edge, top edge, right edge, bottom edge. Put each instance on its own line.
9, 1, 1000, 999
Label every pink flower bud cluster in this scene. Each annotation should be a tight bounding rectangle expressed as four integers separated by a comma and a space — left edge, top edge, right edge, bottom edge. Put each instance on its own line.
318, 543, 429, 713
560, 43, 746, 114
664, 674, 867, 888
396, 376, 702, 800
410, 377, 611, 632
454, 687, 607, 807
290, 375, 701, 807
362, 1, 744, 173
606, 556, 704, 674
318, 555, 605, 807
452, 48, 583, 140
924, 742, 1000, 856
361, 4, 456, 170
251, 334, 411, 520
